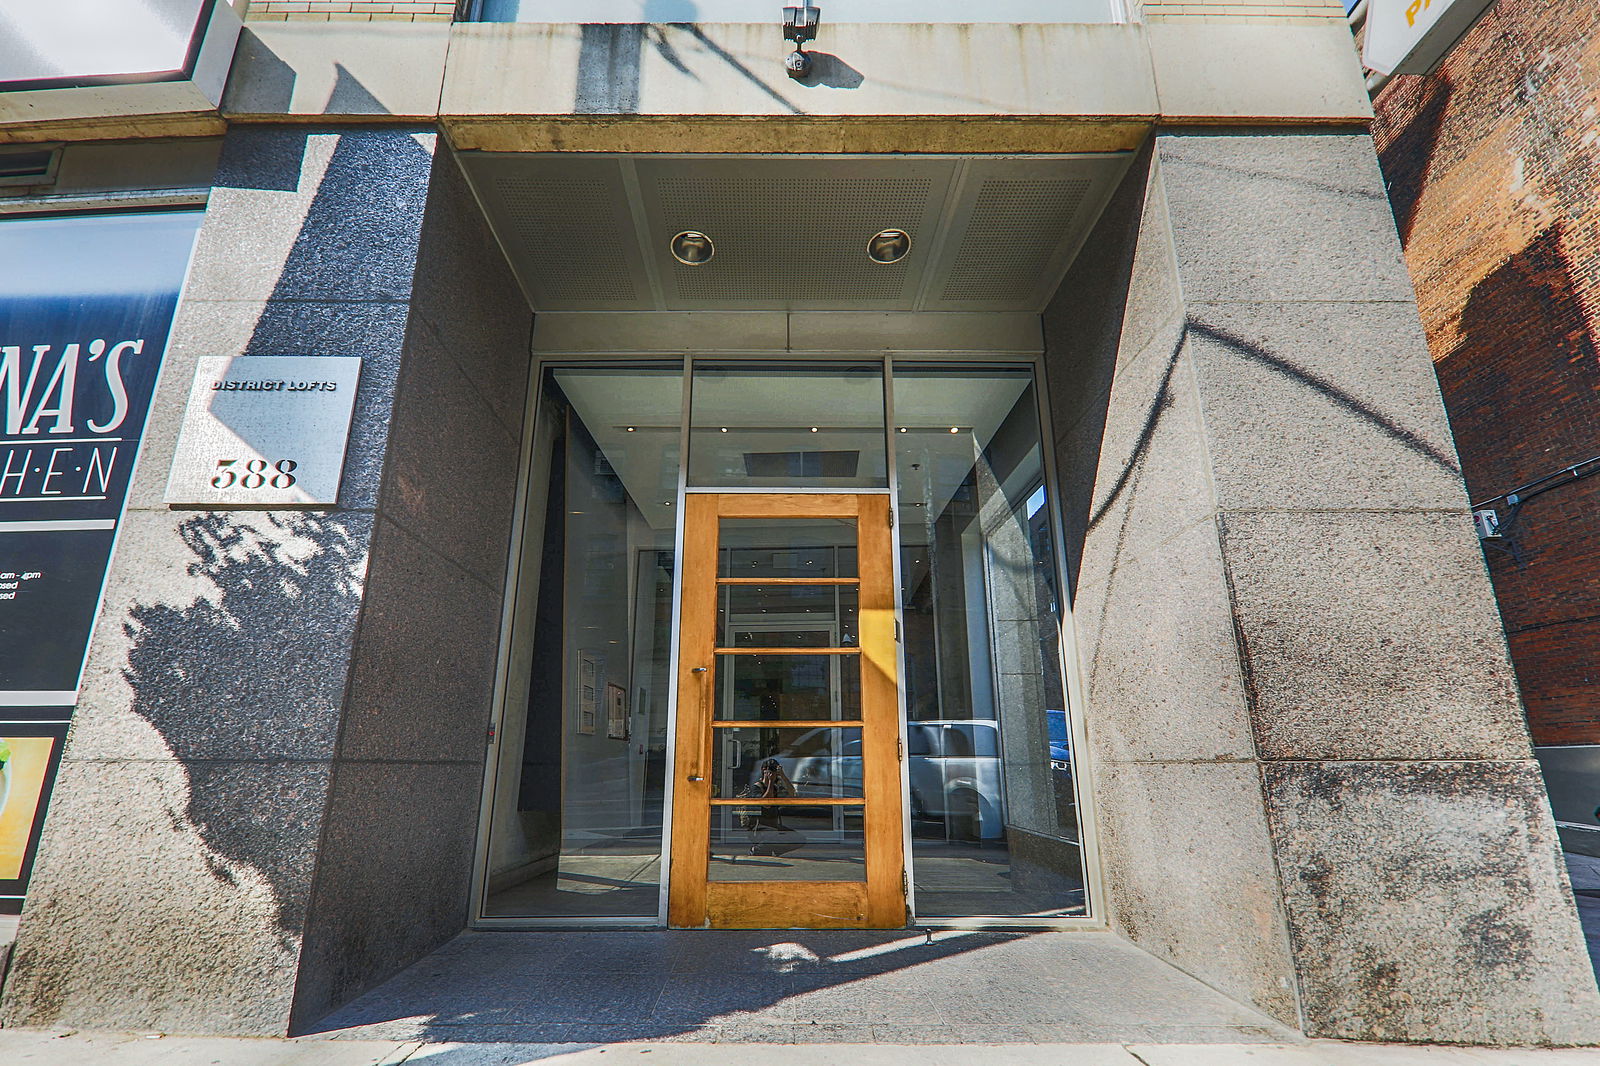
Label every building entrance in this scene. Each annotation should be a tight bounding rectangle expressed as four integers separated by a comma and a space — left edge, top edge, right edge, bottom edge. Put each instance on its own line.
477, 357, 1093, 927
667, 493, 904, 928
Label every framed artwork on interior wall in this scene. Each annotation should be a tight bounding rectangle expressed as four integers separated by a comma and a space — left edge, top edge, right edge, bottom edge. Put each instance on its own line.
578, 651, 598, 735
606, 683, 628, 740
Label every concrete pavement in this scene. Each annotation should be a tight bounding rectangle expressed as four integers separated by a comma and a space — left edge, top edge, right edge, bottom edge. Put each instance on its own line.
4, 1030, 1600, 1066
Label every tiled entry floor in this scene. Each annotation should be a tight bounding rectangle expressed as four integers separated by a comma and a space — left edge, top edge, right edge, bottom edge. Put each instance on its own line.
306, 931, 1297, 1046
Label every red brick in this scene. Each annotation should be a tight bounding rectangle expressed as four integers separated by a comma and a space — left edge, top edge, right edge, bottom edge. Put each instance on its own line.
1373, 0, 1600, 746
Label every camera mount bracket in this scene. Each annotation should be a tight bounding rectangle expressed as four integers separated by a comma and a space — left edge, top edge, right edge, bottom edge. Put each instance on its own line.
782, 4, 820, 79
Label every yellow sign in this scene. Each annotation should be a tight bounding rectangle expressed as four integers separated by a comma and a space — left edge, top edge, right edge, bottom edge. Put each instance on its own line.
0, 736, 57, 880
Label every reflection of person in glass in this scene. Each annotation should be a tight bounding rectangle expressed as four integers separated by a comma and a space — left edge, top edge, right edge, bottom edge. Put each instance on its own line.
743, 758, 803, 856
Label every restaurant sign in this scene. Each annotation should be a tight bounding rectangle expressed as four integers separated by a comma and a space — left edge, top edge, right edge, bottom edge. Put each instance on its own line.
0, 208, 201, 903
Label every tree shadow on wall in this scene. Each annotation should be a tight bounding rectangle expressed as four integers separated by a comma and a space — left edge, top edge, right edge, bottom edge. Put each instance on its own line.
120, 511, 367, 946
1436, 223, 1600, 509
1374, 72, 1453, 246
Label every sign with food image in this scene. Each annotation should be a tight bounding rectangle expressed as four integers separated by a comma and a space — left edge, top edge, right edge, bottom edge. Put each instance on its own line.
0, 731, 63, 887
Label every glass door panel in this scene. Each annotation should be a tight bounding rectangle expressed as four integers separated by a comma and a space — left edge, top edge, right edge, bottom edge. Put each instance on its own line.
668, 493, 904, 928
713, 654, 861, 722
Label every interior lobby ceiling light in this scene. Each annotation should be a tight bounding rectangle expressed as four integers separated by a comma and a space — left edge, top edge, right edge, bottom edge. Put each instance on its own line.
670, 230, 715, 266
867, 229, 911, 264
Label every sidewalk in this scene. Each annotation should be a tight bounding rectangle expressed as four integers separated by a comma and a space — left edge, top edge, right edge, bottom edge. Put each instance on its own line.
3, 1030, 1600, 1066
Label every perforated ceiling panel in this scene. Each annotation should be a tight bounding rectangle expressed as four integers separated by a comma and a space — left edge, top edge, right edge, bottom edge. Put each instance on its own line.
637, 159, 954, 310
921, 160, 1120, 312
942, 179, 1092, 301
458, 153, 1131, 313
497, 177, 637, 303
462, 155, 654, 311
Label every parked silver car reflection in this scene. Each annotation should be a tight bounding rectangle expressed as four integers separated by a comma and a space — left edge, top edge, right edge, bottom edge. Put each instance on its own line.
776, 720, 1007, 841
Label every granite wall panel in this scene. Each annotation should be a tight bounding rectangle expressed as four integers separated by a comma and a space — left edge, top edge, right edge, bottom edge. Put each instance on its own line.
1265, 761, 1598, 1044
1048, 130, 1600, 1043
289, 150, 532, 1032
3, 128, 533, 1036
1046, 143, 1304, 1028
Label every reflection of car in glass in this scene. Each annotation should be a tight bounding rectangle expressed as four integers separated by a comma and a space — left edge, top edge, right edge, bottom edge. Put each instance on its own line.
1047, 708, 1071, 769
776, 720, 1008, 841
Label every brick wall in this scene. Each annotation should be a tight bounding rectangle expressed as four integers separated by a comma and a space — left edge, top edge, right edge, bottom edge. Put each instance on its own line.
1372, 0, 1600, 745
246, 1, 456, 20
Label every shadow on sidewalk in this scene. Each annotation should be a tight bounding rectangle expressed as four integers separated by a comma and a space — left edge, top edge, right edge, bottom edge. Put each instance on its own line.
298, 929, 1295, 1053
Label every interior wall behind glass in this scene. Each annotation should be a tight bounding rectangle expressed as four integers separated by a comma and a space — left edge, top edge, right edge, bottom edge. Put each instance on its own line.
484, 365, 683, 918
893, 364, 1086, 918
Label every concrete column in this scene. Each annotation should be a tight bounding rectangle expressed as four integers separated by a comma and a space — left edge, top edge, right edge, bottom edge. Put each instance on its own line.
0, 126, 531, 1035
1049, 132, 1600, 1043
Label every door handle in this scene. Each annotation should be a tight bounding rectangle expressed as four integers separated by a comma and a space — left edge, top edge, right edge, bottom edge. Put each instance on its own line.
687, 775, 705, 782
692, 667, 708, 673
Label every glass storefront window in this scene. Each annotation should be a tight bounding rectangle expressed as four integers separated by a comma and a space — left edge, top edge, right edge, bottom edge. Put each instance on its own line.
482, 364, 683, 918
893, 364, 1086, 917
485, 357, 1088, 922
688, 363, 887, 489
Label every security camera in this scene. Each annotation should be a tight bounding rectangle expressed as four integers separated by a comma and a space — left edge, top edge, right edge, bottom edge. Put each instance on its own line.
782, 4, 819, 80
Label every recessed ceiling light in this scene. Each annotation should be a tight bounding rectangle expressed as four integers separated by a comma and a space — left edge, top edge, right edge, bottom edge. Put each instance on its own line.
897, 427, 908, 433
810, 427, 820, 433
949, 426, 960, 433
867, 229, 911, 264
626, 426, 636, 432
720, 427, 729, 433
670, 230, 715, 266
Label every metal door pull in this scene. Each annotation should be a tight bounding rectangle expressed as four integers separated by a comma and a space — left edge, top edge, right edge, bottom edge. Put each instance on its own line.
692, 667, 708, 673
688, 775, 705, 782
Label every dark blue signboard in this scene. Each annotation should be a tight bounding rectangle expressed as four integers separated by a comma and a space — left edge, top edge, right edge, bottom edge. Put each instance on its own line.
0, 209, 201, 903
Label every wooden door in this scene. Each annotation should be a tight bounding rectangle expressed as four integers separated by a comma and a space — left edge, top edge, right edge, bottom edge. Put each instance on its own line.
667, 493, 905, 928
